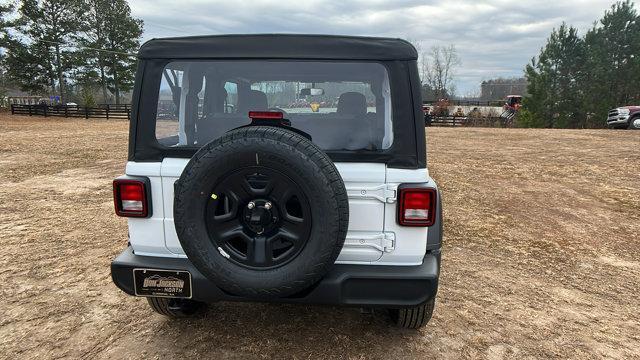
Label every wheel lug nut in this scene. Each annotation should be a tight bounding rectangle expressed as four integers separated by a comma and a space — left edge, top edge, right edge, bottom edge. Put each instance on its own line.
264, 202, 272, 210
247, 201, 255, 209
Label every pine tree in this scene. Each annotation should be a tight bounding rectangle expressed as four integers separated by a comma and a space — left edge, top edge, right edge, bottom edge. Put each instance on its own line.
0, 2, 12, 45
0, 2, 14, 101
4, 38, 55, 94
524, 24, 585, 128
3, 1, 58, 96
77, 0, 110, 103
14, 0, 84, 103
524, 1, 640, 128
101, 0, 143, 104
583, 0, 640, 126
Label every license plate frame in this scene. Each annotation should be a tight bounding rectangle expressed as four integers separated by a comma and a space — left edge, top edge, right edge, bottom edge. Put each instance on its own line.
133, 268, 192, 299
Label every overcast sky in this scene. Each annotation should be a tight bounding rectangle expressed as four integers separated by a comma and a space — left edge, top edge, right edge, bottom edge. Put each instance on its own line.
130, 0, 617, 95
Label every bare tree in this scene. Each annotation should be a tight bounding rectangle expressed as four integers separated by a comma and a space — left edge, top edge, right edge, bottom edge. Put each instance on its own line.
404, 38, 427, 83
421, 45, 461, 99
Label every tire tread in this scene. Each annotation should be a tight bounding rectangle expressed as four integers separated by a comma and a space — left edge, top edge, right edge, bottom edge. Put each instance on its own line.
146, 297, 206, 318
390, 298, 435, 329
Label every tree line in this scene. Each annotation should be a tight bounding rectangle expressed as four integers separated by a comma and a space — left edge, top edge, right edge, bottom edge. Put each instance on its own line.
0, 0, 143, 105
521, 0, 640, 128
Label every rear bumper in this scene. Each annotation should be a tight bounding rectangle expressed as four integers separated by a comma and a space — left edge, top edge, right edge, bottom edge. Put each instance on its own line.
111, 246, 440, 308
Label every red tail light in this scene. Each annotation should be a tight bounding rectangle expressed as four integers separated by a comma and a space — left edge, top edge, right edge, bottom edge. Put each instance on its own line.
113, 178, 150, 217
248, 111, 283, 120
397, 187, 437, 226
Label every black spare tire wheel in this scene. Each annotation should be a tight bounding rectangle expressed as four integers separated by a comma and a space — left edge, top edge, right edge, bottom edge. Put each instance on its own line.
174, 126, 349, 298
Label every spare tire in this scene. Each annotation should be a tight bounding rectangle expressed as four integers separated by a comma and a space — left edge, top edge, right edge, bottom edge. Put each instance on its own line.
174, 126, 349, 298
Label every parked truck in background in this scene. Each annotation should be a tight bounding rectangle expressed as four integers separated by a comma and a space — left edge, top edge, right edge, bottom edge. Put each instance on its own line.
607, 106, 640, 130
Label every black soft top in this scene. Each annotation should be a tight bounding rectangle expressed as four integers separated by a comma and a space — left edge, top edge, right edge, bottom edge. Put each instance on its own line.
138, 34, 418, 61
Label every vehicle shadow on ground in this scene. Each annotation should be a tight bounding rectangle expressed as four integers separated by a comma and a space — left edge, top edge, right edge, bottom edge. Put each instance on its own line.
138, 300, 428, 357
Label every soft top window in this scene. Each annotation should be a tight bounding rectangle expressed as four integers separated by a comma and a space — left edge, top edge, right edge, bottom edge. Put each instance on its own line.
155, 61, 393, 151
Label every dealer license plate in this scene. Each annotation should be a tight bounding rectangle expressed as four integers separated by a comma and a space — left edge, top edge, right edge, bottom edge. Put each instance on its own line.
133, 269, 192, 298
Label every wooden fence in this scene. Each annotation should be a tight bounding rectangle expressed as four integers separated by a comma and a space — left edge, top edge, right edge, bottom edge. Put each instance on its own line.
10, 103, 514, 128
424, 99, 505, 107
10, 104, 131, 120
428, 116, 513, 127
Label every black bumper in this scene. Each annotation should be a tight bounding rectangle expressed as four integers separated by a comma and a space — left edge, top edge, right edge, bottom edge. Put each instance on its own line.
111, 247, 440, 308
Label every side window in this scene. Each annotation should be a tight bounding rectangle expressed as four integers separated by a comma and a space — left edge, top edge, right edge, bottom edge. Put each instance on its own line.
156, 63, 206, 146
224, 82, 238, 114
156, 68, 183, 141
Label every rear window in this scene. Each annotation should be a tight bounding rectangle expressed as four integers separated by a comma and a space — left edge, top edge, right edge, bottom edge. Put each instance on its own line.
155, 61, 393, 151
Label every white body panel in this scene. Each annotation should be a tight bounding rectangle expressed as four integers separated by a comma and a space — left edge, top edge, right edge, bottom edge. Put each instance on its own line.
125, 160, 431, 265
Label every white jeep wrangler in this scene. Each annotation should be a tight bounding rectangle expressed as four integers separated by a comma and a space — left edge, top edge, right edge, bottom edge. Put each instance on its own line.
111, 34, 442, 329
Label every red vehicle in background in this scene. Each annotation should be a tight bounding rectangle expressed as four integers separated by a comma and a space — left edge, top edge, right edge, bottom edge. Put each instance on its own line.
501, 95, 522, 124
607, 105, 640, 129
504, 95, 522, 112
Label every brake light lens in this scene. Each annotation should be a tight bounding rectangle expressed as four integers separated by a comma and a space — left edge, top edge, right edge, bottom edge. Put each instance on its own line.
397, 188, 437, 226
113, 179, 149, 217
248, 111, 284, 120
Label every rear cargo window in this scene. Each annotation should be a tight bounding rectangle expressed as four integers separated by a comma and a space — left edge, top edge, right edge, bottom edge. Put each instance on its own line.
155, 61, 393, 151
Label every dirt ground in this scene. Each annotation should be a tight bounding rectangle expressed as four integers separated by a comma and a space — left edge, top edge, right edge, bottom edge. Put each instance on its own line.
0, 114, 638, 359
